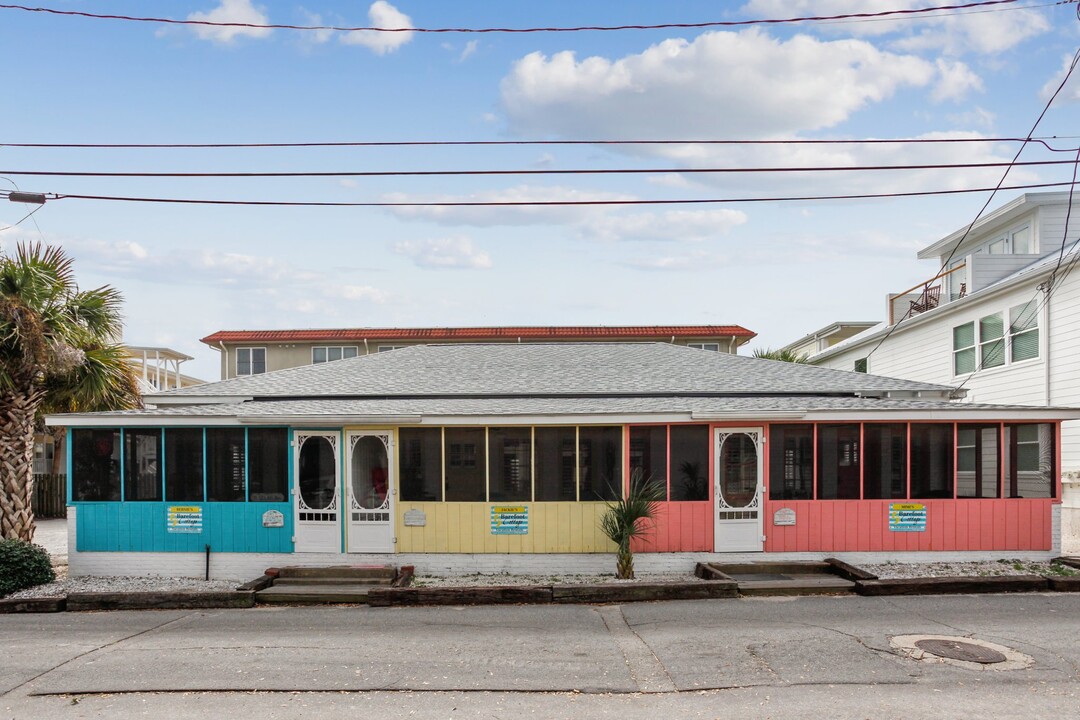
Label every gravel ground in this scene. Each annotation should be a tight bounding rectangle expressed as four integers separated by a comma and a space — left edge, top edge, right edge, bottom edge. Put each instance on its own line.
5, 566, 243, 600
6, 560, 1076, 600
411, 572, 700, 587
861, 560, 1078, 579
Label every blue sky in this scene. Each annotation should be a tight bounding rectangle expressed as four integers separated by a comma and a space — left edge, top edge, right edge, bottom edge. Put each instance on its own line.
2, 0, 1080, 380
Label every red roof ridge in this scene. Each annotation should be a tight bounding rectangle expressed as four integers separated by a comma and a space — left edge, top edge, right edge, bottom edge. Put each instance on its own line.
200, 325, 756, 345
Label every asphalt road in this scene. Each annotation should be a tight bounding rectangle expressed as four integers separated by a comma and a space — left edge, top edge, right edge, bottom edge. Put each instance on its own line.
2, 593, 1078, 719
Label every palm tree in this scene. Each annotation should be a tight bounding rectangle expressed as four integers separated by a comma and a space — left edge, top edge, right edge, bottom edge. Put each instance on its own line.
0, 243, 141, 542
751, 347, 810, 363
599, 469, 666, 580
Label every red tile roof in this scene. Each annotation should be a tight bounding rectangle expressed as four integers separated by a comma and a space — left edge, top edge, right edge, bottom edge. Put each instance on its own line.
201, 325, 756, 345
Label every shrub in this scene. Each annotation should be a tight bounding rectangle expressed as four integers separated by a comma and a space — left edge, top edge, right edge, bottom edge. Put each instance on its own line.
0, 539, 55, 597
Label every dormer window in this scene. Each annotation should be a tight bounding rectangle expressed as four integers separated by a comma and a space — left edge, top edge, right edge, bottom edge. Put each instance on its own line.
979, 223, 1035, 256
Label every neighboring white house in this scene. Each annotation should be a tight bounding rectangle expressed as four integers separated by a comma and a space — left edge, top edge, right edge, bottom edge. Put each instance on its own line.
804, 192, 1080, 552
780, 321, 878, 359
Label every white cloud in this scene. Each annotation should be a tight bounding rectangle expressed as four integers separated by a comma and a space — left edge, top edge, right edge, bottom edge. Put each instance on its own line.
57, 236, 395, 311
578, 209, 748, 243
393, 236, 493, 269
931, 59, 982, 103
341, 1, 415, 55
1041, 53, 1080, 103
946, 107, 995, 130
500, 29, 935, 139
324, 284, 389, 303
382, 185, 633, 227
186, 0, 272, 44
458, 40, 479, 62
741, 1, 1050, 55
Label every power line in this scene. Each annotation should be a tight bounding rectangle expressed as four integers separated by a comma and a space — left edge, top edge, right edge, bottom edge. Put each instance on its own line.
0, 1, 1040, 35
0, 158, 1076, 179
862, 43, 1080, 366
8, 180, 1074, 208
4, 136, 1078, 151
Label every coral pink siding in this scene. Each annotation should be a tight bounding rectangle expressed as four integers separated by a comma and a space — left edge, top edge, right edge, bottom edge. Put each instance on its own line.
763, 498, 1053, 552
631, 501, 713, 553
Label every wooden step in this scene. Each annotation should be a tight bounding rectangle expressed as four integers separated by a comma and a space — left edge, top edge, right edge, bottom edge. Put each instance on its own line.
272, 576, 395, 587
712, 561, 833, 576
255, 583, 383, 605
737, 575, 855, 596
275, 565, 396, 581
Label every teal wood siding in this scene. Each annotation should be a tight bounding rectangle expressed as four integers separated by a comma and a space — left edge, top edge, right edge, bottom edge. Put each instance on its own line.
75, 502, 293, 553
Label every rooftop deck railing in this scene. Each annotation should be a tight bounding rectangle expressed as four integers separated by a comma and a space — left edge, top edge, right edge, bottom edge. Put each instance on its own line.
888, 262, 966, 325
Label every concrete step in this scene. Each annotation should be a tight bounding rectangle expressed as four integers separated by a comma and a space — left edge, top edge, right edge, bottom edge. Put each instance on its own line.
255, 583, 384, 605
737, 575, 856, 596
275, 565, 396, 581
272, 577, 395, 587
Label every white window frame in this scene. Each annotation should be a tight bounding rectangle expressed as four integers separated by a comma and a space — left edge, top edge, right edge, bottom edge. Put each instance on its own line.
979, 221, 1036, 256
236, 347, 266, 376
311, 345, 359, 364
687, 342, 721, 352
952, 299, 1040, 376
978, 312, 1005, 370
377, 345, 407, 353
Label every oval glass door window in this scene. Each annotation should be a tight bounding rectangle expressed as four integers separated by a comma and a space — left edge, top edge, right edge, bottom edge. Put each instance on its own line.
352, 436, 389, 509
719, 433, 758, 508
299, 436, 336, 510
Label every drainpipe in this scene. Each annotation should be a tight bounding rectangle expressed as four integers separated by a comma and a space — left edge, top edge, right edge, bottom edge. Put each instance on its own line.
218, 342, 228, 379
1044, 287, 1051, 407
363, 338, 369, 355
671, 335, 676, 344
728, 335, 737, 354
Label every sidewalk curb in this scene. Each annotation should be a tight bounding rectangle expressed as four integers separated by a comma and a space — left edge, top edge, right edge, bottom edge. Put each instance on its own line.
855, 574, 1049, 596
65, 590, 255, 612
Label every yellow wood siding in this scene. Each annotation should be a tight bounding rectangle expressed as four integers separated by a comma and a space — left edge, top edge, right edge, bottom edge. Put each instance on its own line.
396, 502, 616, 553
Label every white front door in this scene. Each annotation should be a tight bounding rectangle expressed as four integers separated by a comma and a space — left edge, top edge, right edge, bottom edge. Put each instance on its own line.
293, 431, 341, 553
714, 428, 764, 552
346, 431, 395, 553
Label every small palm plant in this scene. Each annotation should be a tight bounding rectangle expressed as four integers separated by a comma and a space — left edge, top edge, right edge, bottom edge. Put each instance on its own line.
599, 468, 666, 580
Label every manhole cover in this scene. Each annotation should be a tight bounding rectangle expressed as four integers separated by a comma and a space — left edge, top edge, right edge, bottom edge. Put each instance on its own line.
914, 639, 1007, 664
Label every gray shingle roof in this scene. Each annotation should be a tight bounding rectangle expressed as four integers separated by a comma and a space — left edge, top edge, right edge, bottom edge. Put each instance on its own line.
83, 395, 1066, 420
155, 342, 952, 400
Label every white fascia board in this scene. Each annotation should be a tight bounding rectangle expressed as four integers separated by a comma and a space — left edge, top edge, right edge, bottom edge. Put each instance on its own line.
46, 415, 242, 427
420, 413, 696, 425
801, 408, 1080, 421
146, 395, 253, 405
239, 414, 423, 426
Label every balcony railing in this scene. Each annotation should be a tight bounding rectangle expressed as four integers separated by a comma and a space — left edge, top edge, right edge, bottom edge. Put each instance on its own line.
888, 263, 966, 325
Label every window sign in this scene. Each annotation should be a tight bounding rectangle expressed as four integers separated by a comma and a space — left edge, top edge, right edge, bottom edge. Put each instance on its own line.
889, 503, 926, 532
491, 505, 528, 535
167, 505, 203, 533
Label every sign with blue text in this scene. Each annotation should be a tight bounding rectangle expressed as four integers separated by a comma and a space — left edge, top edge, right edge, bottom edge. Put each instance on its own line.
167, 506, 203, 534
889, 503, 927, 532
491, 506, 528, 535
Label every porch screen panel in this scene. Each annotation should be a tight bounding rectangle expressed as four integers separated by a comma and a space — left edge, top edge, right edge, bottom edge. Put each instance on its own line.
910, 424, 954, 498
488, 428, 531, 502
534, 427, 577, 501
248, 428, 288, 502
670, 425, 710, 501
629, 426, 667, 497
124, 428, 162, 501
445, 427, 485, 502
956, 425, 1000, 498
165, 428, 204, 502
863, 424, 906, 500
206, 428, 246, 502
399, 428, 443, 502
816, 424, 860, 500
1004, 424, 1055, 498
579, 426, 622, 501
71, 429, 121, 501
768, 424, 813, 501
